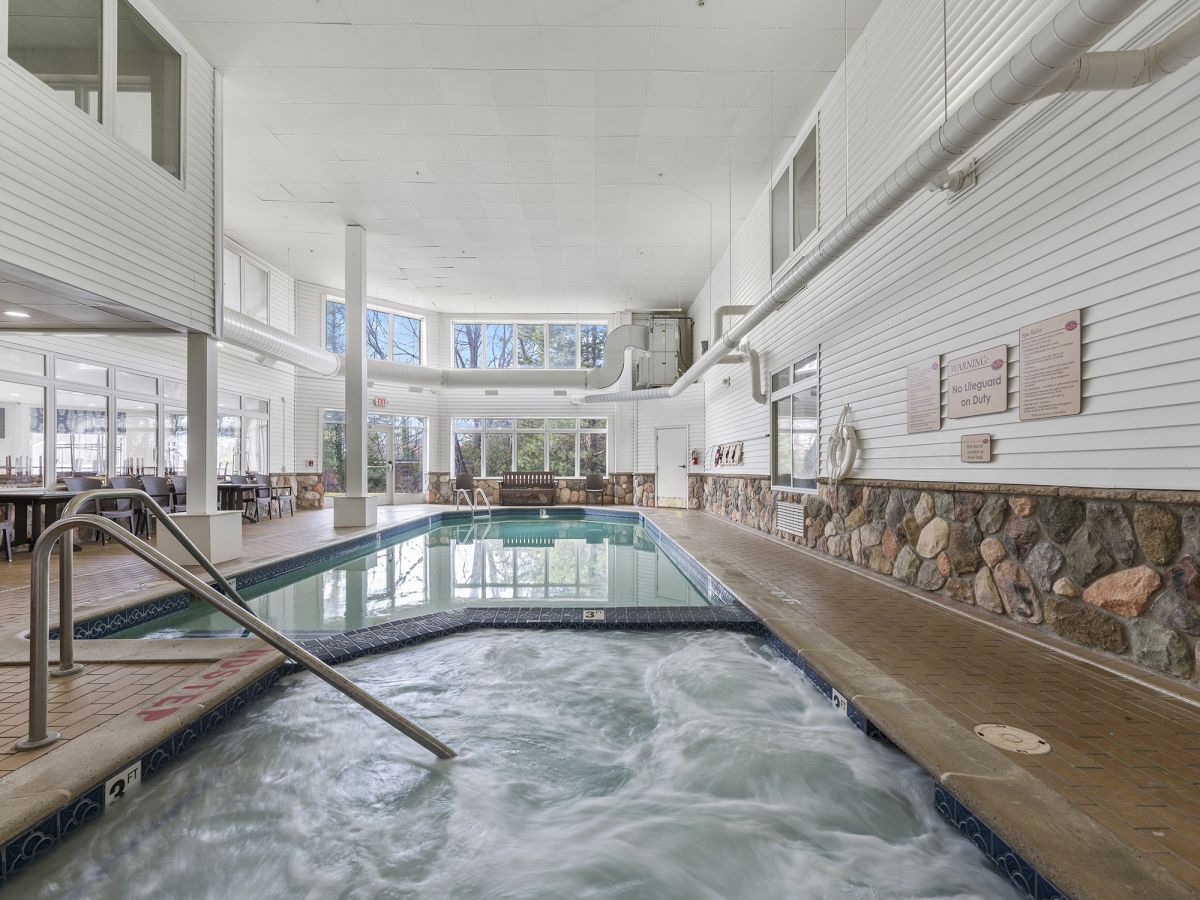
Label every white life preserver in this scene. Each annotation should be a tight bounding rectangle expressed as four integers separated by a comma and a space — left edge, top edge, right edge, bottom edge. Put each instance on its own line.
827, 405, 858, 485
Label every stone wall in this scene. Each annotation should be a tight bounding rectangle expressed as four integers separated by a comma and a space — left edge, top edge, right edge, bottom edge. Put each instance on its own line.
701, 474, 774, 531
424, 472, 635, 506
270, 473, 325, 510
701, 473, 1200, 682
633, 473, 655, 507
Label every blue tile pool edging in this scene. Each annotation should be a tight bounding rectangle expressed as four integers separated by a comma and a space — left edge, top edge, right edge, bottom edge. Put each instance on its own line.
21, 506, 1065, 899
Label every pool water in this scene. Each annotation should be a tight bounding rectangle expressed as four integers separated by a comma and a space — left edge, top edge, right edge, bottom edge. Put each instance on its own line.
8, 631, 1015, 899
115, 518, 714, 639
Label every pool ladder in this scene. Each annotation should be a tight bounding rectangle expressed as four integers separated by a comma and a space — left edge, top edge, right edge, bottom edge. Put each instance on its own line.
454, 486, 492, 517
16, 488, 456, 760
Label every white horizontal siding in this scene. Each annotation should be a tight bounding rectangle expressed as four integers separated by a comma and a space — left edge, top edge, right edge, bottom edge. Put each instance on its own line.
696, 0, 1200, 491
0, 10, 217, 332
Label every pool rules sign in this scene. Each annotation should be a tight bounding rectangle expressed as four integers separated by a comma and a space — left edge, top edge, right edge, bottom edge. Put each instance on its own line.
946, 346, 1008, 419
1019, 310, 1081, 420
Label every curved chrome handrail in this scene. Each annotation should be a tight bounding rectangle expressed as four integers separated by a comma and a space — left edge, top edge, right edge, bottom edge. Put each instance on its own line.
53, 487, 254, 673
18, 514, 455, 759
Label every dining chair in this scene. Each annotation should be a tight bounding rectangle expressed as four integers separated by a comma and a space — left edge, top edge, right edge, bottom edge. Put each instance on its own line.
139, 476, 172, 535
0, 502, 14, 562
106, 476, 147, 537
170, 474, 187, 513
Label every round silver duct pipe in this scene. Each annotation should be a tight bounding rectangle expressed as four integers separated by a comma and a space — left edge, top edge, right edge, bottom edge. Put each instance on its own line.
581, 0, 1155, 405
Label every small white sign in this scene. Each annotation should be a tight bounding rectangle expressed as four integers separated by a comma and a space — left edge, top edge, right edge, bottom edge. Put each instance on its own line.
582, 609, 605, 621
105, 762, 142, 807
961, 433, 993, 463
831, 688, 847, 714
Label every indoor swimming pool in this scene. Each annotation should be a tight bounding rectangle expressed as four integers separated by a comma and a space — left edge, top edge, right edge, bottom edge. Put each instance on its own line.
112, 516, 715, 640
5, 630, 1016, 899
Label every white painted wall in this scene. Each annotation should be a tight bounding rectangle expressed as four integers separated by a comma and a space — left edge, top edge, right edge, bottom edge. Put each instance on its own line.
687, 0, 1200, 491
1, 243, 296, 472
0, 0, 218, 332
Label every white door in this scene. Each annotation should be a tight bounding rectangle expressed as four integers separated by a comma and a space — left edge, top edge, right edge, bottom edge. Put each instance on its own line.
655, 426, 688, 508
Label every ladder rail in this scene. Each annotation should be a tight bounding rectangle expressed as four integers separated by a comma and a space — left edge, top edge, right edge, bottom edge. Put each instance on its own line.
18, 514, 455, 759
473, 487, 492, 517
55, 488, 254, 673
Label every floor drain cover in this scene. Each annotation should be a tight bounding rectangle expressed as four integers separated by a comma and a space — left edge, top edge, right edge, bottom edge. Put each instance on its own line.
974, 723, 1051, 755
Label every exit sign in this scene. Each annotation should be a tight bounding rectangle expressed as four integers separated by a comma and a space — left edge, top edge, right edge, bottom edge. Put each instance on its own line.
372, 397, 388, 408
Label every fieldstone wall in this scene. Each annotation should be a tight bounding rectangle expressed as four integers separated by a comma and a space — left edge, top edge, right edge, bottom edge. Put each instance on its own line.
270, 473, 325, 510
701, 474, 774, 531
701, 474, 1200, 682
424, 472, 635, 505
633, 474, 655, 507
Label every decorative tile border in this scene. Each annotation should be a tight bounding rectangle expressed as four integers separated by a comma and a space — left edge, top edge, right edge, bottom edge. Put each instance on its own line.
0, 667, 285, 884
934, 786, 1067, 900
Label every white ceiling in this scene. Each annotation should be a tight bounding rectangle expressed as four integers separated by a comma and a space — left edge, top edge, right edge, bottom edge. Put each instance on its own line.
156, 0, 879, 314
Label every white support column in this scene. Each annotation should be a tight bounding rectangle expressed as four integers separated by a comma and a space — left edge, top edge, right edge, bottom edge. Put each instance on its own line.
334, 224, 379, 527
160, 332, 242, 564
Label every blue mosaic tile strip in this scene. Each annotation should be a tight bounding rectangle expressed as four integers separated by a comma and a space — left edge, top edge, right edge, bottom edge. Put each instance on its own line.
934, 786, 1067, 900
0, 667, 283, 884
52, 590, 192, 641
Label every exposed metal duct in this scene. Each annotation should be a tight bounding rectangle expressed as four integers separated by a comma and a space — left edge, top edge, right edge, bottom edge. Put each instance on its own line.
581, 0, 1157, 405
223, 309, 340, 377
1033, 9, 1200, 97
712, 305, 753, 364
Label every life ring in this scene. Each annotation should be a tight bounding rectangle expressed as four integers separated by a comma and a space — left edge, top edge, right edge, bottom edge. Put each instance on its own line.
827, 405, 858, 485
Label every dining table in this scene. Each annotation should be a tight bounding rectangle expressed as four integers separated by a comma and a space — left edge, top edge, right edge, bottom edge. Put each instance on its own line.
217, 483, 265, 523
0, 489, 84, 550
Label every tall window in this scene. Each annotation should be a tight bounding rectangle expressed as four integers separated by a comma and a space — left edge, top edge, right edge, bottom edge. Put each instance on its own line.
771, 127, 818, 273
326, 298, 422, 365
453, 322, 607, 370
224, 248, 270, 323
7, 0, 102, 121
116, 0, 181, 177
452, 418, 607, 477
771, 351, 819, 491
6, 0, 183, 178
216, 393, 269, 475
0, 381, 46, 487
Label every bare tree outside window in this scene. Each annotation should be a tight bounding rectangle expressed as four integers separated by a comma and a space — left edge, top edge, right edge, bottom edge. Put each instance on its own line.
454, 324, 485, 368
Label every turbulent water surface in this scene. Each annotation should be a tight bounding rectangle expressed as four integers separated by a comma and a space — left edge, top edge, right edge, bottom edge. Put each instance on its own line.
10, 630, 1015, 899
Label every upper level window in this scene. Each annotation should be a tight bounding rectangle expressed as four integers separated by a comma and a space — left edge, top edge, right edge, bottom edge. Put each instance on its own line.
116, 0, 181, 178
771, 350, 819, 492
223, 248, 270, 323
771, 127, 818, 274
6, 0, 182, 179
7, 0, 102, 121
325, 297, 422, 365
453, 322, 606, 370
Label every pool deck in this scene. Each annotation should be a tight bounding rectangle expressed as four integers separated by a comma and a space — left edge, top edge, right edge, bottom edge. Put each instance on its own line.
1, 504, 1199, 898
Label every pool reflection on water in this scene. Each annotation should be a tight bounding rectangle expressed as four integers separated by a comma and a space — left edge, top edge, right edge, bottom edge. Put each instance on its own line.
115, 519, 714, 639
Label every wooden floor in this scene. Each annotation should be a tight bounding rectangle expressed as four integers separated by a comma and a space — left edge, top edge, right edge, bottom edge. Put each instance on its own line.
1, 503, 1198, 897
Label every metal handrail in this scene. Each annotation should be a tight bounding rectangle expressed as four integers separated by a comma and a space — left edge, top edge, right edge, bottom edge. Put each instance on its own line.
454, 486, 492, 516
17, 514, 455, 759
51, 488, 253, 676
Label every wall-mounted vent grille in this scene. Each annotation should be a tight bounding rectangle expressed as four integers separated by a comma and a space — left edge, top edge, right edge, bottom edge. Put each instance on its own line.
776, 501, 806, 539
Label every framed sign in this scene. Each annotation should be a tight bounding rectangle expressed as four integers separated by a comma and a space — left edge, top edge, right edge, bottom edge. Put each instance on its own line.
961, 433, 992, 463
1020, 310, 1081, 421
947, 345, 1008, 419
906, 357, 941, 433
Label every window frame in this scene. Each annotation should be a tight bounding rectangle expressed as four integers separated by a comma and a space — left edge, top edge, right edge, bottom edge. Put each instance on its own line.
451, 417, 608, 478
450, 321, 607, 370
324, 294, 424, 366
770, 349, 820, 494
3, 0, 190, 184
769, 119, 819, 277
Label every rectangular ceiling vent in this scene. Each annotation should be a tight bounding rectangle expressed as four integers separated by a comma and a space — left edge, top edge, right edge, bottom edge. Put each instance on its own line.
776, 501, 806, 539
553, 389, 568, 396
484, 389, 499, 396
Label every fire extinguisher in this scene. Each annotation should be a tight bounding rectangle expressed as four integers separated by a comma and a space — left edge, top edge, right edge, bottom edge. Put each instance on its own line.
690, 449, 700, 466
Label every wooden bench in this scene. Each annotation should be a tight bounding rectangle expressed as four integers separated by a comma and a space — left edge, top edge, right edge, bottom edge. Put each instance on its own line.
499, 471, 557, 506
